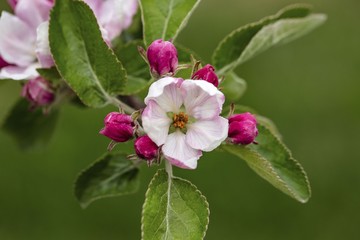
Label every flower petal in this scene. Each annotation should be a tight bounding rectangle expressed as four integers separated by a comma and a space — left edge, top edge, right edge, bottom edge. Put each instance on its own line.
15, 0, 53, 29
186, 116, 229, 151
181, 80, 225, 120
142, 100, 171, 146
36, 21, 54, 68
0, 12, 36, 67
162, 130, 202, 169
0, 64, 39, 80
96, 0, 138, 40
144, 77, 184, 113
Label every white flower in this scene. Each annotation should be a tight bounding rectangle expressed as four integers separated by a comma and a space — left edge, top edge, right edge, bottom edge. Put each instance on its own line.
142, 77, 229, 169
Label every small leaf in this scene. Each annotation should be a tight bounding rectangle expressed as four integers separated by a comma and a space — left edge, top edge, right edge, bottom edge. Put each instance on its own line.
2, 99, 59, 150
49, 0, 127, 108
75, 152, 140, 208
139, 0, 201, 46
213, 4, 326, 75
221, 72, 247, 102
222, 124, 311, 203
142, 169, 209, 240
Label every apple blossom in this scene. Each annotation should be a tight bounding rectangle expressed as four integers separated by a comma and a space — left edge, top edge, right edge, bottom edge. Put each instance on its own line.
142, 77, 228, 169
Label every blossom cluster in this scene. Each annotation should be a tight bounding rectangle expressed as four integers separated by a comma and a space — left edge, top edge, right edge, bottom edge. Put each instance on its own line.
100, 39, 258, 169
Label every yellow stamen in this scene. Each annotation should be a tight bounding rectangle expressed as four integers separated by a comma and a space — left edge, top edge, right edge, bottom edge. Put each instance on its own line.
172, 112, 188, 129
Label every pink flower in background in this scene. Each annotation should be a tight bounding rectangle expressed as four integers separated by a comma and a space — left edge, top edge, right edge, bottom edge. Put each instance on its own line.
0, 0, 138, 80
21, 76, 55, 107
142, 77, 228, 169
0, 0, 54, 80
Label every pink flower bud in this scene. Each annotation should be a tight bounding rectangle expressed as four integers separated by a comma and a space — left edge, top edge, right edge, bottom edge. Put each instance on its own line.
99, 112, 134, 142
228, 112, 258, 145
134, 135, 159, 160
21, 77, 55, 107
192, 64, 219, 87
147, 39, 178, 78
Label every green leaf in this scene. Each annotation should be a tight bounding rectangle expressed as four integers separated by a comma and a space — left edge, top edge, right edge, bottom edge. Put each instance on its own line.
142, 169, 209, 240
139, 0, 201, 46
121, 76, 152, 95
75, 152, 140, 208
49, 0, 127, 108
2, 99, 59, 150
221, 72, 247, 102
222, 124, 311, 203
213, 4, 327, 75
37, 67, 62, 85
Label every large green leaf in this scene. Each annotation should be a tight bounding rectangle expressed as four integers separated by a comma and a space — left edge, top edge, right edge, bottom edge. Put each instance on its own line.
142, 169, 209, 240
49, 0, 127, 108
222, 124, 311, 203
75, 152, 140, 208
2, 99, 59, 150
139, 0, 201, 46
213, 4, 326, 75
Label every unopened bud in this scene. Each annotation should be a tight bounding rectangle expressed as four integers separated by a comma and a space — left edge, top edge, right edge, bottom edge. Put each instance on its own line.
147, 39, 178, 78
99, 112, 134, 142
21, 77, 55, 107
228, 112, 258, 145
134, 135, 158, 160
192, 64, 219, 87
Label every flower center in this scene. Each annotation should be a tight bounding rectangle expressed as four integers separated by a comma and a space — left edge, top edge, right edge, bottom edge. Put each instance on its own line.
172, 112, 188, 129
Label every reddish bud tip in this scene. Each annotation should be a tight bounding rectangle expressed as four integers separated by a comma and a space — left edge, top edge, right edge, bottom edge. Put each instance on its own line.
99, 112, 134, 142
134, 135, 159, 160
228, 112, 258, 145
192, 64, 219, 87
147, 39, 178, 78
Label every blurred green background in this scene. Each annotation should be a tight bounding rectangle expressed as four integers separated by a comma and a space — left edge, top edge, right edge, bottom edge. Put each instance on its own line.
1, 0, 359, 239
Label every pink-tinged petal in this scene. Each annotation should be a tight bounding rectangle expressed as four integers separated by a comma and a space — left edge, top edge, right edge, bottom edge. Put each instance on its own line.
186, 116, 229, 152
15, 0, 54, 29
36, 21, 54, 68
97, 0, 138, 40
162, 130, 202, 169
142, 100, 172, 146
0, 56, 11, 69
144, 77, 184, 113
84, 0, 102, 16
0, 12, 36, 67
181, 80, 225, 120
0, 64, 39, 80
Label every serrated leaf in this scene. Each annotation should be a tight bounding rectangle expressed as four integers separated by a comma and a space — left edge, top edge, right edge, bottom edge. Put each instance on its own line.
139, 0, 201, 46
221, 72, 247, 102
2, 99, 59, 150
213, 4, 326, 75
142, 169, 209, 240
75, 152, 140, 208
222, 124, 311, 203
49, 0, 127, 108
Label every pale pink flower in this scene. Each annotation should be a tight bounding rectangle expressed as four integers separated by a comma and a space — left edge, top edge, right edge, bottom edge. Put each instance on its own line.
142, 77, 229, 169
0, 0, 138, 80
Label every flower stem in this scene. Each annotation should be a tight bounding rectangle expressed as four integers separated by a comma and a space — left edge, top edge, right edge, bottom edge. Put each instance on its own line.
110, 97, 136, 114
165, 160, 173, 178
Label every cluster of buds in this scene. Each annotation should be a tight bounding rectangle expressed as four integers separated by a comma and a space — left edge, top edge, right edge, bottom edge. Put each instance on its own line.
100, 39, 258, 168
99, 111, 159, 164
